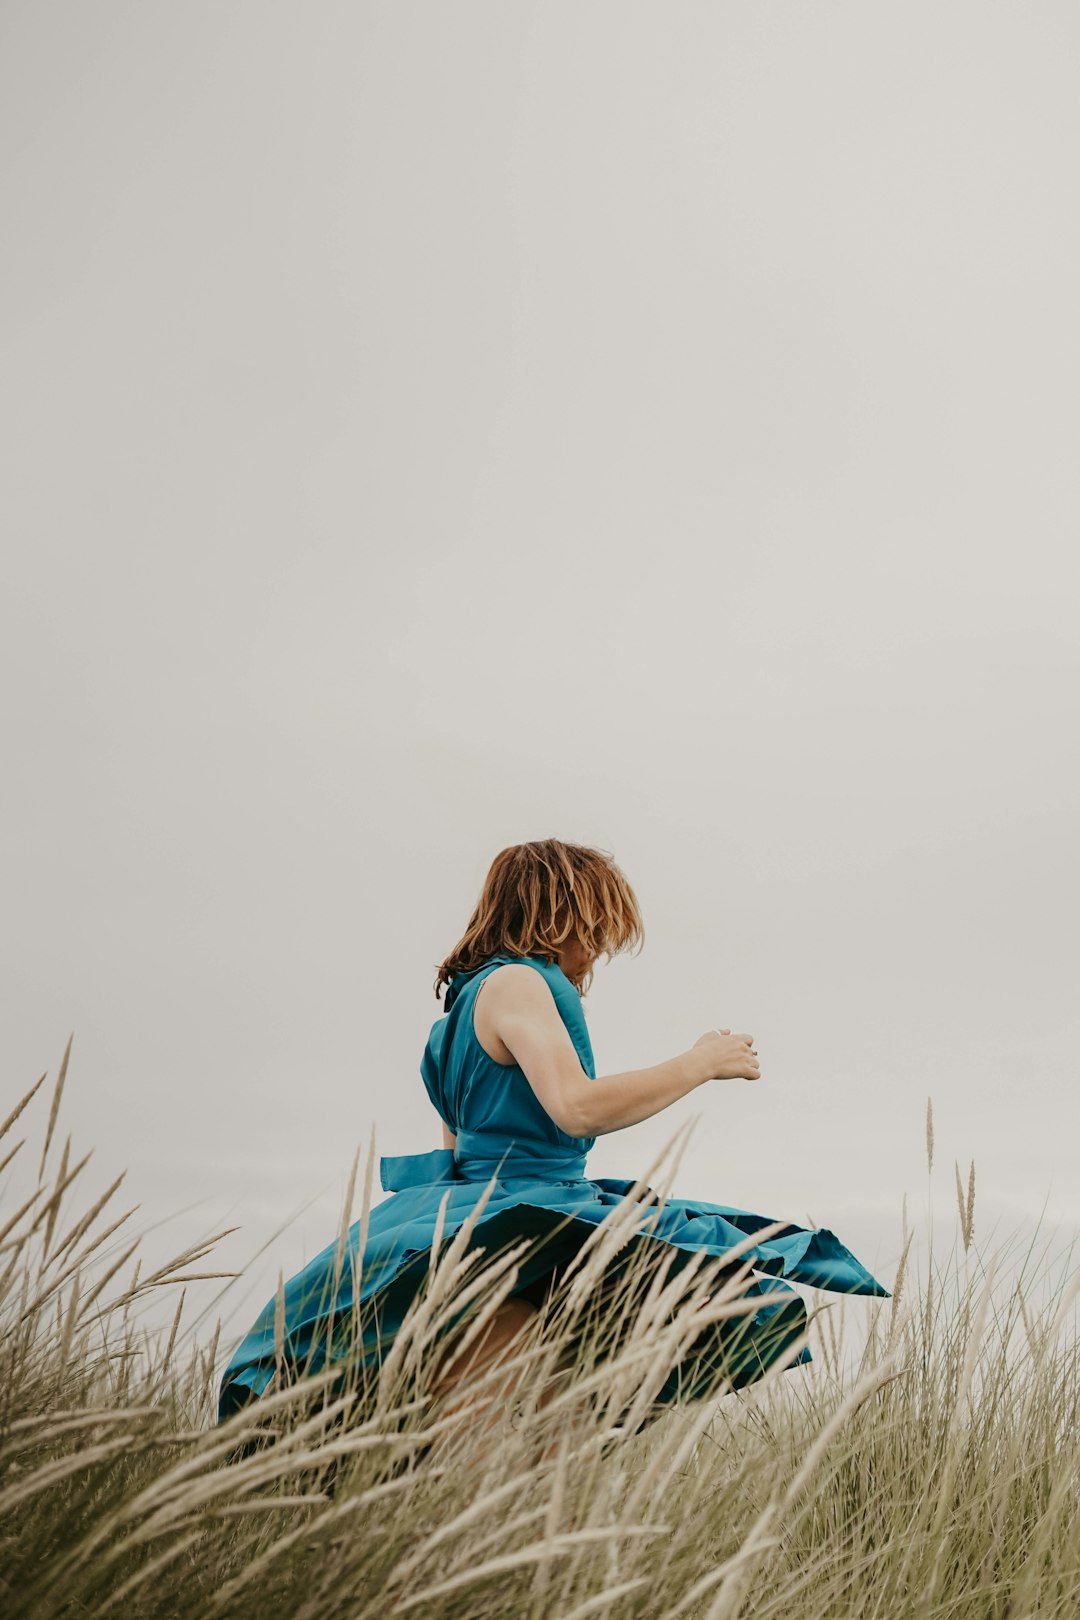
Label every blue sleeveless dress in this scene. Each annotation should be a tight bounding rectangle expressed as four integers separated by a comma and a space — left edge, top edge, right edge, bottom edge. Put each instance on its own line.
218, 953, 888, 1422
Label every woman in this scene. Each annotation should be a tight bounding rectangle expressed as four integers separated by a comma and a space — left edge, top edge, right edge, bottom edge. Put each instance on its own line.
218, 839, 888, 1455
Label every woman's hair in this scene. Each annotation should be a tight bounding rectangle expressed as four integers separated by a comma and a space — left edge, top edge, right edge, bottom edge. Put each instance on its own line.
433, 839, 644, 1002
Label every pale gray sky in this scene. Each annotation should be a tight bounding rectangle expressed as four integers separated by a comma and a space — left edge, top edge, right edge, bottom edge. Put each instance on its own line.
2, 2, 1077, 1345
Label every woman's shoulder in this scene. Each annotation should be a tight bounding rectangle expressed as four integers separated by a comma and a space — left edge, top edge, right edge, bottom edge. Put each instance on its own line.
481, 955, 575, 1001
480, 958, 587, 1042
472, 954, 595, 1078
441, 952, 579, 1021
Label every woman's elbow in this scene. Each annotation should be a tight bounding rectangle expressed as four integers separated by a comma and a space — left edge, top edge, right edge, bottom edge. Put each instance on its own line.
559, 1085, 595, 1140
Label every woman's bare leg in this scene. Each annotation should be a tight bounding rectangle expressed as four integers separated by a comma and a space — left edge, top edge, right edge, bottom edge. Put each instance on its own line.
425, 1296, 541, 1466
424, 1289, 601, 1472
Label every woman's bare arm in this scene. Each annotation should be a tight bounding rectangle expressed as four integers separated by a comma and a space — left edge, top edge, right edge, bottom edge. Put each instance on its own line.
484, 965, 754, 1137
440, 1117, 456, 1151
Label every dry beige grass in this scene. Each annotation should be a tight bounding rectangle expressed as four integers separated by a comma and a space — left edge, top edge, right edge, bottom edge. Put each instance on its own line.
1, 1042, 1078, 1619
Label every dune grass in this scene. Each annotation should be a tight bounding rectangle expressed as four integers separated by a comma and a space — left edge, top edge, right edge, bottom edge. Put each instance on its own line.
1, 1044, 1078, 1619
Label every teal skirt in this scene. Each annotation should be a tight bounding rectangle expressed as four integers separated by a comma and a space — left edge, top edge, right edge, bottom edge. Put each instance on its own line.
218, 1147, 889, 1423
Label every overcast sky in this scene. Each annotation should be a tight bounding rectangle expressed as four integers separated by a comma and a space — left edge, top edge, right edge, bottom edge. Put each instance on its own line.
2, 2, 1077, 1349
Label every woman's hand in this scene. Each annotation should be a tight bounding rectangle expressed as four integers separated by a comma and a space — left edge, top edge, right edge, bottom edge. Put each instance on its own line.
689, 1027, 760, 1083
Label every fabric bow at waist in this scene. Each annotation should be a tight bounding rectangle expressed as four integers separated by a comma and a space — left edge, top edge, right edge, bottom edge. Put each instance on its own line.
380, 1137, 588, 1192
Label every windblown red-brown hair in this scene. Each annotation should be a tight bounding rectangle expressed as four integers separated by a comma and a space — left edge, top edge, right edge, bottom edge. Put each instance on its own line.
433, 839, 644, 1002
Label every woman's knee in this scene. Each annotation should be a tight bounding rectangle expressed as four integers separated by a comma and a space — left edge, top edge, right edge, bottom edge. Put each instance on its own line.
429, 1295, 538, 1393
479, 1296, 539, 1359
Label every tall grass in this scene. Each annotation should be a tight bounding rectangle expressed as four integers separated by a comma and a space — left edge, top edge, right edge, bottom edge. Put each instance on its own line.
1, 1043, 1077, 1618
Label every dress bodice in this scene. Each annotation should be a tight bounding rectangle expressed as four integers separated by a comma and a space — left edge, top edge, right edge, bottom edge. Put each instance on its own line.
383, 953, 597, 1189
